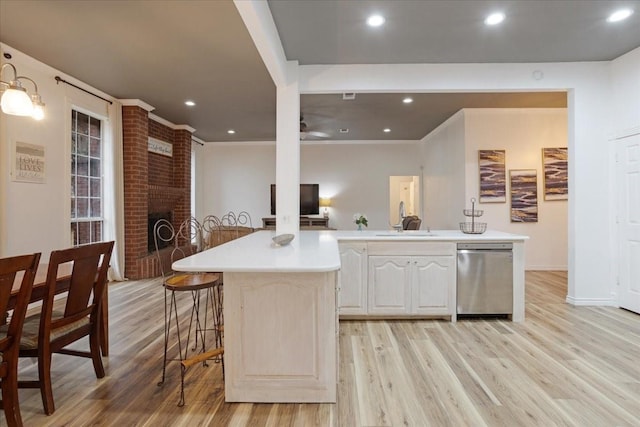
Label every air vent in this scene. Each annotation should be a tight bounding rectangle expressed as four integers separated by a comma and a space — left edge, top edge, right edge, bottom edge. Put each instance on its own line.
342, 93, 356, 100
338, 128, 350, 133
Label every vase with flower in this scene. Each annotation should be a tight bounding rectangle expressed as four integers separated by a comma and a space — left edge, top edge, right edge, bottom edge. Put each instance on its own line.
353, 213, 368, 231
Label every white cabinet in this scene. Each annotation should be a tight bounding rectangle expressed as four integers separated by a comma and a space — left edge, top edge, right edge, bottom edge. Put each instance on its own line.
412, 256, 455, 316
368, 256, 412, 315
367, 242, 456, 319
338, 242, 368, 315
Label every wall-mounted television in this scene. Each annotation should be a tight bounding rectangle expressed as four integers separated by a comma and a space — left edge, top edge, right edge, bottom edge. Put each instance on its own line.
270, 184, 319, 215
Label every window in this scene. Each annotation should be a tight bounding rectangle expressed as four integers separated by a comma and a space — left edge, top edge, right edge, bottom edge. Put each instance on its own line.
71, 109, 103, 245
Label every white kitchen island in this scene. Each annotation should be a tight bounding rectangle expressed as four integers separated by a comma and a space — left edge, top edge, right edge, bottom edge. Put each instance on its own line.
172, 231, 340, 403
172, 228, 527, 403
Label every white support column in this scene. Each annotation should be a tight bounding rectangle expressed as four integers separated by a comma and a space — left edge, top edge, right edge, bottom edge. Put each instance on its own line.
275, 61, 300, 234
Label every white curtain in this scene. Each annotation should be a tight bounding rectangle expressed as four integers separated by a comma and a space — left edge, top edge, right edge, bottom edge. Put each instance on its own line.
104, 100, 126, 281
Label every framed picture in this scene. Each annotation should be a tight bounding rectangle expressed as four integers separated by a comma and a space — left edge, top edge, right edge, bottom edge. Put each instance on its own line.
12, 141, 45, 183
510, 169, 538, 222
478, 149, 506, 203
542, 147, 568, 200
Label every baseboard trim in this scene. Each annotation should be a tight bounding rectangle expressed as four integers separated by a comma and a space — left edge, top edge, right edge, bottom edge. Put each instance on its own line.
526, 266, 568, 271
565, 296, 617, 306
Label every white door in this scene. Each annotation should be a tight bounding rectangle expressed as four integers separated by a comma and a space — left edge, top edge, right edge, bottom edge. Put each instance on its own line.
617, 134, 640, 314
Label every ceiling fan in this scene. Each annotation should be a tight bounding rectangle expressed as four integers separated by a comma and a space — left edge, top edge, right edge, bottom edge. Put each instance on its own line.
300, 114, 329, 140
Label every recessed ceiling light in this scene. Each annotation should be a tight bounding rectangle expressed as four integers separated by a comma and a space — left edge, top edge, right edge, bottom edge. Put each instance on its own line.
403, 97, 413, 104
227, 129, 235, 134
185, 100, 195, 106
383, 128, 391, 133
607, 9, 634, 22
485, 12, 505, 26
367, 14, 385, 27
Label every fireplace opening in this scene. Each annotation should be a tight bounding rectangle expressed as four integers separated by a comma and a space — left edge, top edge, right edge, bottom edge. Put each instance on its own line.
148, 211, 173, 252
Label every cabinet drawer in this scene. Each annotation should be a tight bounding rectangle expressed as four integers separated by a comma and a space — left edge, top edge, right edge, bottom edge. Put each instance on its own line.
367, 242, 455, 256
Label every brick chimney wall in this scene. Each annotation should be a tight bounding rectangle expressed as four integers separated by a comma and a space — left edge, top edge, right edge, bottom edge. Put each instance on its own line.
122, 105, 191, 279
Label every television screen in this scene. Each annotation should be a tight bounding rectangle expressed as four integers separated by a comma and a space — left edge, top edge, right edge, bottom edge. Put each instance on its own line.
271, 184, 319, 215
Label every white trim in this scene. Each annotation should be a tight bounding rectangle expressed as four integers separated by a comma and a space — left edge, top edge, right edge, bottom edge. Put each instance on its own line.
174, 124, 196, 133
191, 135, 206, 145
119, 99, 155, 111
526, 266, 569, 271
565, 296, 617, 306
148, 113, 196, 133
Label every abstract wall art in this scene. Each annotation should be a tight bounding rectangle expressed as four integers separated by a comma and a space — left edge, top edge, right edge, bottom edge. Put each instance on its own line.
542, 147, 568, 200
510, 169, 538, 223
478, 149, 506, 203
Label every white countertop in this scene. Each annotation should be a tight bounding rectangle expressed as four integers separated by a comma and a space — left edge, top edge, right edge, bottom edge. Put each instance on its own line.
331, 229, 529, 242
172, 230, 341, 273
172, 229, 527, 273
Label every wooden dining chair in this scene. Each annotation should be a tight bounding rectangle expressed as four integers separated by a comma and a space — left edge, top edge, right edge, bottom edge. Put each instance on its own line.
16, 241, 114, 415
0, 252, 40, 427
154, 217, 222, 406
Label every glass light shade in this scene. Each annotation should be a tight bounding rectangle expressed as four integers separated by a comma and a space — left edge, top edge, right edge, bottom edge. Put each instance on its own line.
32, 102, 45, 120
1, 86, 34, 116
31, 94, 45, 120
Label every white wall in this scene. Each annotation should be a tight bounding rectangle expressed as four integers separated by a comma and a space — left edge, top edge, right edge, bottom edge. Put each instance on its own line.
196, 142, 422, 230
464, 108, 568, 270
611, 47, 640, 137
0, 44, 111, 259
420, 111, 466, 229
194, 143, 275, 227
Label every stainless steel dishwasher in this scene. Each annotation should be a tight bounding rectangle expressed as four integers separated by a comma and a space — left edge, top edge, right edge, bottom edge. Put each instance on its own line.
457, 242, 513, 316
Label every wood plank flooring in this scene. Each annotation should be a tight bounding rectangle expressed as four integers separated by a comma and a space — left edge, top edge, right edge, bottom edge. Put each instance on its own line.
13, 271, 640, 426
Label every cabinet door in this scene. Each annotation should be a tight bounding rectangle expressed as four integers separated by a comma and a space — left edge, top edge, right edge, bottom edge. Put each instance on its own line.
368, 256, 412, 315
338, 243, 368, 315
412, 256, 455, 315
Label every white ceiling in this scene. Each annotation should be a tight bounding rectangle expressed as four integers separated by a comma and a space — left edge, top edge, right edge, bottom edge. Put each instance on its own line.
1, 1, 638, 142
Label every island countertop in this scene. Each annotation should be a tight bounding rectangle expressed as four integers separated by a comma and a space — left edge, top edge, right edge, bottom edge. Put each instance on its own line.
172, 229, 341, 273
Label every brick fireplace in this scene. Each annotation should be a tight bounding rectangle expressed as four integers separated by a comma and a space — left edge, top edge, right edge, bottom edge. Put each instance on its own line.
122, 104, 192, 279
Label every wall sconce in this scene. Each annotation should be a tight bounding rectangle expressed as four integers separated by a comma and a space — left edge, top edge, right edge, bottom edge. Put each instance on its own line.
0, 62, 45, 120
319, 197, 332, 218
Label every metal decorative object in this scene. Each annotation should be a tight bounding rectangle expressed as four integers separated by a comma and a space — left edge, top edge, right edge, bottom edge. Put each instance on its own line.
460, 197, 487, 234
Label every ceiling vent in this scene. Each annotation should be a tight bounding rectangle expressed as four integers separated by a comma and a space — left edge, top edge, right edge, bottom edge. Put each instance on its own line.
342, 93, 356, 100
338, 128, 350, 133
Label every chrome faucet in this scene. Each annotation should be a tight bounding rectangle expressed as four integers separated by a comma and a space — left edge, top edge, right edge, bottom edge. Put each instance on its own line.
391, 201, 406, 232
399, 201, 406, 220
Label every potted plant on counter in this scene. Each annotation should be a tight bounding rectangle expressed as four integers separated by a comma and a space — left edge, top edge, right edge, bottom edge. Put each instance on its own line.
353, 213, 368, 231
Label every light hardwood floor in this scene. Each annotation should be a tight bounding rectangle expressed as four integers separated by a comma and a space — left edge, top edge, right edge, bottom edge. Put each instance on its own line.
13, 271, 640, 426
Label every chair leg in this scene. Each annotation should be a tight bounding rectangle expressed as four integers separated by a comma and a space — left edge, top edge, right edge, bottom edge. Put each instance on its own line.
89, 323, 106, 378
2, 370, 23, 427
158, 288, 172, 386
38, 351, 55, 415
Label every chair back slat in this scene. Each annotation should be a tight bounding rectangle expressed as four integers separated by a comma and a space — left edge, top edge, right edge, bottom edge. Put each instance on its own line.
0, 252, 40, 425
42, 242, 114, 331
65, 255, 102, 317
0, 253, 41, 342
